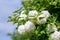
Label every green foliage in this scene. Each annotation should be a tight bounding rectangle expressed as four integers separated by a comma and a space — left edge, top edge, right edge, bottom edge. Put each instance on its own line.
8, 0, 60, 40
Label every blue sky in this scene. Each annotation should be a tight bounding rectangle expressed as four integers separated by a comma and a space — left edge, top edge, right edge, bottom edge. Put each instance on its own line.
0, 0, 22, 40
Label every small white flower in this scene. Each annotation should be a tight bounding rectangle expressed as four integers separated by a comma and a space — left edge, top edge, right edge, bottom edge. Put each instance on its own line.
37, 15, 47, 24
19, 14, 27, 20
18, 25, 25, 34
28, 10, 38, 17
25, 21, 36, 32
51, 31, 60, 40
47, 24, 57, 33
41, 10, 50, 18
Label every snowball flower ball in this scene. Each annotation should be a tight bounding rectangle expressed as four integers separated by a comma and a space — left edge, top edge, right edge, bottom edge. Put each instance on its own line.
18, 21, 36, 34
51, 31, 60, 40
19, 14, 27, 20
47, 24, 57, 33
37, 15, 47, 24
36, 11, 50, 24
25, 21, 36, 32
41, 10, 50, 18
18, 25, 25, 34
28, 10, 38, 17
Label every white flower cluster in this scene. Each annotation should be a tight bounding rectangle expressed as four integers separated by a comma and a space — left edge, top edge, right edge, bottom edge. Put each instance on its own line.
19, 10, 27, 20
51, 31, 60, 40
18, 10, 50, 35
47, 23, 57, 32
18, 21, 36, 34
37, 11, 50, 24
25, 21, 36, 32
47, 23, 60, 40
18, 25, 25, 34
